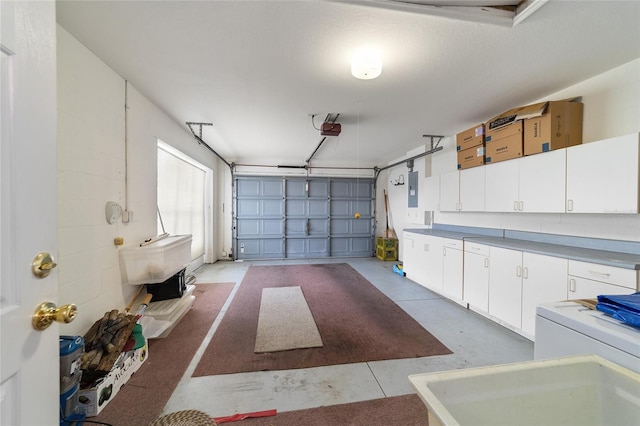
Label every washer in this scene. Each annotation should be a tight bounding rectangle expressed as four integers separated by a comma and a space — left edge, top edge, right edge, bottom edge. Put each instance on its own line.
535, 301, 640, 373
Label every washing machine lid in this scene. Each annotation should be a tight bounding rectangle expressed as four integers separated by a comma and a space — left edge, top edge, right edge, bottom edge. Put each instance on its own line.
537, 301, 640, 358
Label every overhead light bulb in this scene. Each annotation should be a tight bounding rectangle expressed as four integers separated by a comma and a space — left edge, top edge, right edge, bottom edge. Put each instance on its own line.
351, 48, 382, 80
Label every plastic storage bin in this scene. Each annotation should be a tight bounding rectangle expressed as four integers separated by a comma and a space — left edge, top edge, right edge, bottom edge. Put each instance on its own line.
409, 355, 640, 426
119, 235, 192, 284
376, 237, 398, 261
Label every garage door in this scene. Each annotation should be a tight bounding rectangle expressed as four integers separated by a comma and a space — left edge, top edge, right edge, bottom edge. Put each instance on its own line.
234, 176, 374, 260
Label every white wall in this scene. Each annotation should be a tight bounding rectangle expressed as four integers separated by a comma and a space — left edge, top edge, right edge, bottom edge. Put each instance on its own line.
57, 26, 223, 335
386, 58, 640, 260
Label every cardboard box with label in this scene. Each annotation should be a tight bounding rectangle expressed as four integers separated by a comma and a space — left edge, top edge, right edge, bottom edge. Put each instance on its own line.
78, 344, 148, 417
485, 98, 583, 157
485, 121, 523, 164
456, 124, 485, 151
457, 145, 485, 170
523, 99, 583, 155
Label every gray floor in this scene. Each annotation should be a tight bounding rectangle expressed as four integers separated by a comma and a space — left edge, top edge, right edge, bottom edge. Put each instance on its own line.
163, 257, 533, 418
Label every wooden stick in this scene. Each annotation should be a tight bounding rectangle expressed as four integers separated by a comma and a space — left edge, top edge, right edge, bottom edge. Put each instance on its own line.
125, 285, 145, 313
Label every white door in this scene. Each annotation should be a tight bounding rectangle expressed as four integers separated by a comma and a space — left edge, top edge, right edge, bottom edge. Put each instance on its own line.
519, 149, 566, 213
520, 253, 568, 337
1, 2, 60, 425
489, 246, 523, 329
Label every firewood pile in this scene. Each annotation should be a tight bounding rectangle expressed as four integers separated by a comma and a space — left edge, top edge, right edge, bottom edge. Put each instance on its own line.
81, 309, 137, 374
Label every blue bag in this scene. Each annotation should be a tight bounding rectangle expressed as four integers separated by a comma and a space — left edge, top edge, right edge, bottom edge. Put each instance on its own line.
596, 292, 640, 327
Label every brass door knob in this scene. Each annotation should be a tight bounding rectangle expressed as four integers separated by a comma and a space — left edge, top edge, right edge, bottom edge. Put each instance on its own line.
32, 302, 77, 331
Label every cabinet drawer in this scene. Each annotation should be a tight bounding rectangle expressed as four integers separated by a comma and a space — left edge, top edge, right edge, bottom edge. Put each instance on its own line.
568, 260, 637, 290
442, 238, 463, 250
464, 241, 490, 256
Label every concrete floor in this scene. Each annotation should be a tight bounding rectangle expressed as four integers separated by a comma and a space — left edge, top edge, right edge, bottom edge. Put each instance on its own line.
163, 257, 534, 418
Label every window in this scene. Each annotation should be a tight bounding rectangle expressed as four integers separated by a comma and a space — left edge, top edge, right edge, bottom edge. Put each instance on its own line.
157, 141, 211, 261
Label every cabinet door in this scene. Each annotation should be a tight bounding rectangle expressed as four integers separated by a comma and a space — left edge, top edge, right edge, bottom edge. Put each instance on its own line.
485, 160, 519, 212
442, 239, 463, 302
402, 233, 418, 280
424, 175, 440, 211
519, 149, 566, 213
463, 243, 490, 312
439, 171, 460, 211
521, 253, 568, 337
421, 235, 443, 292
489, 246, 523, 329
566, 133, 639, 214
459, 167, 486, 212
568, 276, 634, 300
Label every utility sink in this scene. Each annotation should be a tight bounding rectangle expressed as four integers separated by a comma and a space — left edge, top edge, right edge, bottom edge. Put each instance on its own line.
409, 355, 640, 426
119, 234, 192, 285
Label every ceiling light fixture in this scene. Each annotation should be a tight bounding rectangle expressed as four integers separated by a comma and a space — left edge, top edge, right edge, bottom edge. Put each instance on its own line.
351, 48, 382, 80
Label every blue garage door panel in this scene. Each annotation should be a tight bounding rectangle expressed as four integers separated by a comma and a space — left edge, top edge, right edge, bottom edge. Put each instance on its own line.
237, 179, 261, 197
237, 199, 261, 216
309, 180, 329, 197
331, 200, 350, 216
263, 180, 284, 197
237, 199, 283, 217
330, 237, 372, 257
262, 199, 284, 216
286, 237, 329, 258
237, 239, 284, 259
237, 219, 283, 237
308, 199, 329, 216
331, 218, 370, 235
237, 219, 260, 236
286, 199, 306, 216
286, 219, 328, 236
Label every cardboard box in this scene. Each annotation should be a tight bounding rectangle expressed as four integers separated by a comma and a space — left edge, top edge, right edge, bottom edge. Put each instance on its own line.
456, 124, 485, 151
524, 99, 583, 155
485, 116, 523, 142
485, 132, 523, 164
78, 344, 148, 417
457, 145, 486, 170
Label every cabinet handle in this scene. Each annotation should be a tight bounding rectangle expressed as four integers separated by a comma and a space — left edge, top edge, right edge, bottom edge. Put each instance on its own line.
513, 201, 519, 211
516, 266, 522, 277
519, 201, 524, 211
523, 266, 528, 279
567, 199, 574, 212
443, 248, 447, 256
424, 244, 429, 252
484, 258, 489, 268
569, 278, 576, 292
588, 270, 611, 277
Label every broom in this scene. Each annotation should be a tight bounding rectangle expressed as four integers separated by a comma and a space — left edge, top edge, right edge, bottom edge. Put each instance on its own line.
383, 189, 397, 239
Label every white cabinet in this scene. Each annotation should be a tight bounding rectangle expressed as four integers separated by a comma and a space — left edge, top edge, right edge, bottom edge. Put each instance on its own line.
567, 260, 638, 299
442, 238, 464, 303
402, 232, 443, 292
421, 235, 443, 291
566, 133, 640, 214
459, 167, 486, 212
439, 171, 459, 212
489, 248, 567, 333
488, 247, 524, 329
424, 175, 440, 211
463, 242, 490, 311
519, 149, 566, 212
486, 149, 566, 213
402, 232, 420, 281
521, 253, 568, 337
439, 168, 485, 212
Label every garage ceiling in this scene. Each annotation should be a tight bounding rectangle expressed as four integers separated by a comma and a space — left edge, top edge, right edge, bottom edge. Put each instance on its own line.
55, 0, 640, 169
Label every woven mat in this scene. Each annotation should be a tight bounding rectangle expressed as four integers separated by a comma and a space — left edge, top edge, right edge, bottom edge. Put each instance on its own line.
254, 286, 323, 353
